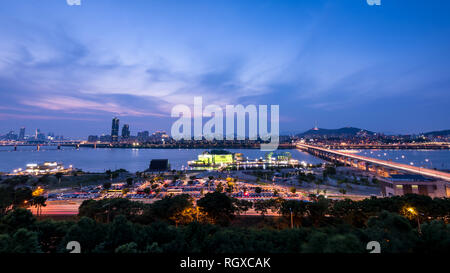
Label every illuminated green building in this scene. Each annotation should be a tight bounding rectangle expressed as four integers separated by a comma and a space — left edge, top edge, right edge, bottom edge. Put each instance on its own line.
195, 150, 234, 165
265, 152, 292, 162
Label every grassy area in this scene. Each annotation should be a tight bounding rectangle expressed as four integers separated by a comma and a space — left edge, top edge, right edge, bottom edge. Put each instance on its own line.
48, 174, 110, 189
0, 173, 116, 190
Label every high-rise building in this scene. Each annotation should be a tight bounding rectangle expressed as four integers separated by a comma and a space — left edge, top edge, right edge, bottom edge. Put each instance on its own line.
5, 131, 18, 140
111, 117, 120, 142
122, 124, 130, 139
18, 127, 25, 140
35, 129, 46, 141
88, 135, 99, 142
137, 131, 149, 141
100, 134, 112, 142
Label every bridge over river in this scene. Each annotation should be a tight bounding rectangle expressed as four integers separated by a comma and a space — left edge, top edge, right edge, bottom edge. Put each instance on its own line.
297, 143, 450, 182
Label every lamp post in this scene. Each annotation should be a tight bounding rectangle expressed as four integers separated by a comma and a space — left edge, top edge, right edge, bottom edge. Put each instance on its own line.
290, 208, 293, 229
406, 207, 421, 234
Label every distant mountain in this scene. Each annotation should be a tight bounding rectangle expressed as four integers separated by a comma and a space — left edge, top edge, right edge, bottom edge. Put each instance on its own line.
422, 129, 450, 137
297, 127, 375, 137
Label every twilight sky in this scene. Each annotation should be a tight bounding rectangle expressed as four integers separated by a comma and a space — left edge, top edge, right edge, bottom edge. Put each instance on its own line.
0, 0, 449, 138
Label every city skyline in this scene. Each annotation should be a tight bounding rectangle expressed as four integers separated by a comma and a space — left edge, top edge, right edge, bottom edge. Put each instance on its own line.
3, 117, 449, 142
0, 1, 450, 138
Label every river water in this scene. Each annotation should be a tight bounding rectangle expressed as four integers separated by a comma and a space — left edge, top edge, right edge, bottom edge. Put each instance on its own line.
356, 149, 449, 171
0, 146, 323, 173
0, 146, 448, 173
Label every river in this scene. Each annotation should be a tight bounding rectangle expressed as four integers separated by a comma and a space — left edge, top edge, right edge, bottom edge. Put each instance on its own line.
0, 146, 323, 173
0, 146, 448, 173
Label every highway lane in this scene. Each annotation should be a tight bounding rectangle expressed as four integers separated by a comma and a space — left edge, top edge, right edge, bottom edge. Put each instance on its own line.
297, 143, 450, 182
29, 200, 82, 215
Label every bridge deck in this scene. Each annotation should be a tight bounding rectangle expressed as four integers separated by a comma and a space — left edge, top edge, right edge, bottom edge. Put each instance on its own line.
297, 143, 450, 182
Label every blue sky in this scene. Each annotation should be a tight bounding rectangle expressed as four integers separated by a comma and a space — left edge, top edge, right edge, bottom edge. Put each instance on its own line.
0, 0, 449, 138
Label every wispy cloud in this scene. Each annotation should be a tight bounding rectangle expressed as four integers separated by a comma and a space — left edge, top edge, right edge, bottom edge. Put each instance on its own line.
0, 113, 101, 121
20, 96, 167, 117
0, 1, 449, 135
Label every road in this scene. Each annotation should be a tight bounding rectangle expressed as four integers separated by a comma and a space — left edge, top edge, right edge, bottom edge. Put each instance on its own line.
29, 200, 82, 215
297, 143, 450, 182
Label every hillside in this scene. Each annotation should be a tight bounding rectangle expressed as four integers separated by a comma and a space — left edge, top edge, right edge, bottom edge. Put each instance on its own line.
297, 127, 375, 137
423, 129, 450, 137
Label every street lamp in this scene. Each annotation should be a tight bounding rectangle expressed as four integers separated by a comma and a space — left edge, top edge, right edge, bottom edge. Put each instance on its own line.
404, 206, 421, 234
289, 207, 293, 229
407, 207, 416, 214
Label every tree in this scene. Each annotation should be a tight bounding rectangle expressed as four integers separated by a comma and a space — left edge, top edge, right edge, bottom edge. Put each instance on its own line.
126, 177, 133, 186
279, 199, 307, 227
215, 182, 224, 193
151, 194, 194, 224
226, 182, 234, 193
105, 215, 137, 251
10, 228, 41, 253
365, 211, 417, 253
0, 234, 12, 253
115, 242, 138, 253
330, 199, 366, 227
30, 196, 47, 217
103, 182, 112, 190
235, 199, 253, 215
145, 242, 163, 253
1, 176, 30, 187
37, 174, 52, 185
12, 187, 33, 208
197, 192, 237, 226
78, 198, 146, 223
0, 187, 14, 215
253, 199, 272, 218
62, 217, 107, 253
306, 196, 330, 227
105, 170, 112, 179
415, 220, 450, 253
290, 187, 297, 194
35, 219, 72, 253
54, 172, 63, 185
323, 234, 364, 253
302, 231, 328, 253
323, 166, 336, 178
2, 208, 36, 232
